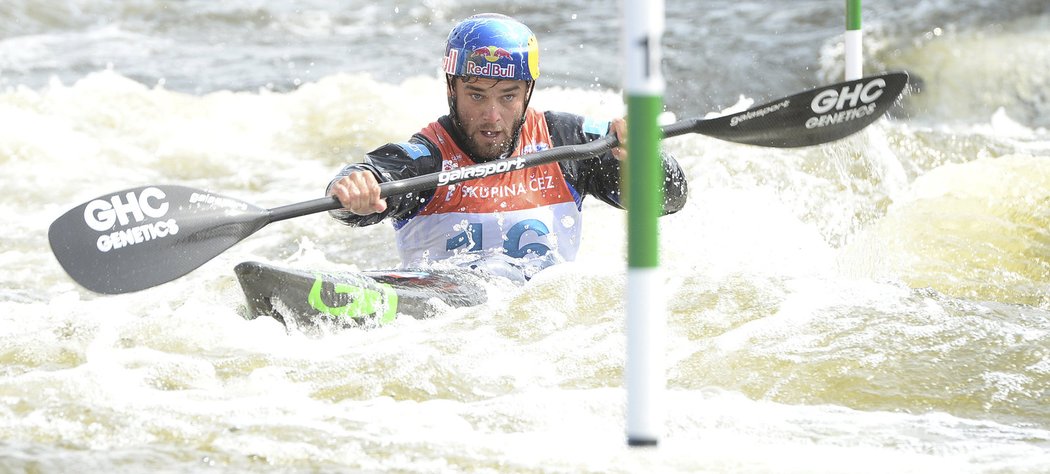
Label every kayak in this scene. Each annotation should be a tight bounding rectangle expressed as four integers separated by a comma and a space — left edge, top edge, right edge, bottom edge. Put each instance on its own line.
234, 261, 490, 331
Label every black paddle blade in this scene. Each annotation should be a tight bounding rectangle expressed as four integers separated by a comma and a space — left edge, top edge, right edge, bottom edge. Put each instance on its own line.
689, 71, 909, 148
48, 185, 270, 294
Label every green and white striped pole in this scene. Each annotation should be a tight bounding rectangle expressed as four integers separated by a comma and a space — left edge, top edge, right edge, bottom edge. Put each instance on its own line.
845, 0, 862, 80
623, 0, 665, 447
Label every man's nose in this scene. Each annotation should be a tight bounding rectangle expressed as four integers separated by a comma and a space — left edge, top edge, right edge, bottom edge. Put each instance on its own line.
482, 102, 501, 121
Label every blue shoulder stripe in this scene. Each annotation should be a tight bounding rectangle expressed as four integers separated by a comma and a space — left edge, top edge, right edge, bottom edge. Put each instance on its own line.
582, 117, 610, 137
396, 142, 431, 160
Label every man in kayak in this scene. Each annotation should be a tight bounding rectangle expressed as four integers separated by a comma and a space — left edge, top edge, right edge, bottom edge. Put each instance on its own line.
327, 13, 688, 281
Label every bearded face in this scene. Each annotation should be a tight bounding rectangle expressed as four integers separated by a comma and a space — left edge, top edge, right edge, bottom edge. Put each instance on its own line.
449, 77, 529, 161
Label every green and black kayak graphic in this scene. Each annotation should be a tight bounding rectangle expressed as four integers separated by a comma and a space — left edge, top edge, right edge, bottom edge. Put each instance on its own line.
234, 261, 489, 332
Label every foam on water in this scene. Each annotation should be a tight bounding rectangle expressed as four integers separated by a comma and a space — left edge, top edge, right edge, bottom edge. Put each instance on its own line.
2, 3, 1050, 471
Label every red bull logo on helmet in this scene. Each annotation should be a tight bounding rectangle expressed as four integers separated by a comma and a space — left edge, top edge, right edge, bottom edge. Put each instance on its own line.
464, 45, 517, 79
471, 46, 513, 62
465, 61, 516, 79
443, 46, 518, 79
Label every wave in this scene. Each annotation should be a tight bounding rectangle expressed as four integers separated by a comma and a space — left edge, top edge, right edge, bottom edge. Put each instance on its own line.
840, 153, 1050, 305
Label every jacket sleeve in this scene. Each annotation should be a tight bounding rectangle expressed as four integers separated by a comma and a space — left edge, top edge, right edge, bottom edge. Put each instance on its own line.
326, 135, 442, 227
545, 111, 688, 214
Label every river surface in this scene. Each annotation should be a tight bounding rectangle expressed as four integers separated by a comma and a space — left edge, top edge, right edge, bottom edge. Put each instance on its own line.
2, 1, 1049, 472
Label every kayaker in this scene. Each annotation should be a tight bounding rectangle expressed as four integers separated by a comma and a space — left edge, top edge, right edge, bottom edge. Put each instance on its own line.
327, 12, 688, 280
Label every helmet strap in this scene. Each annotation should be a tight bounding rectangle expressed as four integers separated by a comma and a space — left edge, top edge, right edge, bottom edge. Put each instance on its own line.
446, 74, 463, 132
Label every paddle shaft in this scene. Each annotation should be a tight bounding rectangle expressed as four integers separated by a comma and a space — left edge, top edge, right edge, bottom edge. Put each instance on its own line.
268, 134, 620, 224
270, 121, 692, 222
268, 117, 740, 223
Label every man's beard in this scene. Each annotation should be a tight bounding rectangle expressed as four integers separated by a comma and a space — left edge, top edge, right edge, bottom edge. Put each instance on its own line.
462, 117, 524, 162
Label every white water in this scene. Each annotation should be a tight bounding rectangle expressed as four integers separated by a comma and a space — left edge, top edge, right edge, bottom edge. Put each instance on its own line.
3, 2, 1050, 472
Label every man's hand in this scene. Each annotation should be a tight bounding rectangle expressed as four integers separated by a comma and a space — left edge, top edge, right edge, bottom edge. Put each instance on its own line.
329, 170, 388, 215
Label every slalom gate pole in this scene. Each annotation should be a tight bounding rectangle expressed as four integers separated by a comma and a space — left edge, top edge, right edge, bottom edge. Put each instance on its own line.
845, 0, 863, 80
623, 0, 665, 447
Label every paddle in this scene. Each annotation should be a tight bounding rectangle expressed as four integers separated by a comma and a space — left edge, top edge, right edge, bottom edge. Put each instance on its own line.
49, 72, 908, 294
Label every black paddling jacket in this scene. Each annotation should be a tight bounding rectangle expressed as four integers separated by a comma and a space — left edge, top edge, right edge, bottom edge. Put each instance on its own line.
328, 111, 689, 227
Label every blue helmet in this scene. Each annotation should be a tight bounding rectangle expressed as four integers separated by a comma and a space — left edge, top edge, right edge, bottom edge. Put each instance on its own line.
442, 13, 540, 83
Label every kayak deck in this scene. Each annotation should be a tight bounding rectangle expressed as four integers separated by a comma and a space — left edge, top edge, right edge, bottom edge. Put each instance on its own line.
234, 261, 489, 332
